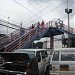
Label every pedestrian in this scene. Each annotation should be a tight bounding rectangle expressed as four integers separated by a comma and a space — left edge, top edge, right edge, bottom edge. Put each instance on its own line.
60, 21, 63, 29
31, 24, 34, 29
55, 21, 58, 28
41, 20, 44, 27
36, 22, 40, 36
26, 56, 39, 75
37, 21, 40, 28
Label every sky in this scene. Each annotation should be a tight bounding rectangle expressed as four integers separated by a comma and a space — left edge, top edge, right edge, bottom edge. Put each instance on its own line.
0, 0, 74, 31
0, 0, 74, 48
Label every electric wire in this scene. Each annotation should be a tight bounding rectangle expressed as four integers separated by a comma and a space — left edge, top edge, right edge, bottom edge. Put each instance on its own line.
0, 24, 19, 30
12, 0, 43, 20
20, 0, 67, 23
0, 8, 20, 25
0, 0, 74, 28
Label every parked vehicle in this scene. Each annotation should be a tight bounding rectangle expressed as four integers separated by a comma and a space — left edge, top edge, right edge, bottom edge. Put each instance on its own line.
50, 48, 75, 75
0, 49, 50, 75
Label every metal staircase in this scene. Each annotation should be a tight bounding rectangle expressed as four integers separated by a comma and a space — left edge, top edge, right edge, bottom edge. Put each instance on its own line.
0, 19, 75, 52
0, 21, 49, 52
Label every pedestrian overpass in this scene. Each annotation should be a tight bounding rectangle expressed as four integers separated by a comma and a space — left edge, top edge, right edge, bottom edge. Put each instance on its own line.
0, 19, 75, 52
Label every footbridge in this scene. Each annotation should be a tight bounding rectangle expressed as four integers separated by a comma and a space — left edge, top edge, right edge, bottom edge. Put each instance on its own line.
0, 19, 75, 52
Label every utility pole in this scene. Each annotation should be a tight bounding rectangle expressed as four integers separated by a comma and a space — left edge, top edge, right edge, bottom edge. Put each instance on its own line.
46, 37, 47, 49
65, 0, 72, 47
6, 17, 10, 35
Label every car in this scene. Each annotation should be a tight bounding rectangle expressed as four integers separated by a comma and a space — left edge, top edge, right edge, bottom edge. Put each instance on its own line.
0, 49, 50, 75
50, 48, 75, 75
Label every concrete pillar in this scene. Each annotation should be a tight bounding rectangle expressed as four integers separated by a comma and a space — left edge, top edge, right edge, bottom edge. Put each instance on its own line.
50, 36, 54, 49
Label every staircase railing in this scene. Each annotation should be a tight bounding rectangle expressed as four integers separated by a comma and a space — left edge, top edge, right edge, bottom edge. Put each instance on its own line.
3, 27, 36, 51
3, 22, 49, 52
50, 20, 75, 34
1, 20, 75, 52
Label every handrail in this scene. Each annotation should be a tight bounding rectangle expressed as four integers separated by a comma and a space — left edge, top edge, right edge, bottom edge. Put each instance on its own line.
0, 20, 75, 52
0, 18, 20, 28
4, 28, 37, 52
50, 20, 75, 34
4, 22, 49, 52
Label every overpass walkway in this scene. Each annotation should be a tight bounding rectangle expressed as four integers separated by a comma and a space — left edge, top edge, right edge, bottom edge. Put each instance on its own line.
0, 19, 75, 52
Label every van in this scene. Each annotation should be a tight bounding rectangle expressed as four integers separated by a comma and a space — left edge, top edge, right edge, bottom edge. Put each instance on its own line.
50, 48, 75, 75
0, 49, 50, 75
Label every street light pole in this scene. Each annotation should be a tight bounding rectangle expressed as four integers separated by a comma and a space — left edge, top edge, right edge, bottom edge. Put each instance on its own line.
67, 11, 70, 47
67, 0, 70, 48
46, 37, 47, 49
6, 17, 10, 35
65, 0, 72, 47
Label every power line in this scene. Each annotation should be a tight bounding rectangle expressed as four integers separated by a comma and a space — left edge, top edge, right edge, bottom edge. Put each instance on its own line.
33, 0, 53, 20
12, 0, 43, 20
20, 0, 67, 23
0, 13, 20, 25
33, 0, 62, 19
2, 0, 72, 27
22, 17, 40, 26
14, 0, 55, 20
0, 7, 20, 24
44, 0, 50, 3
44, 0, 67, 16
0, 18, 21, 28
20, 0, 53, 21
0, 24, 19, 30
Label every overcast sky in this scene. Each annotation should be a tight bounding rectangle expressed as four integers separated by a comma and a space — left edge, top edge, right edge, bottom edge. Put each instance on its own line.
0, 0, 74, 33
